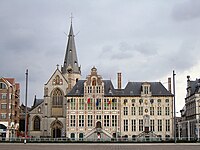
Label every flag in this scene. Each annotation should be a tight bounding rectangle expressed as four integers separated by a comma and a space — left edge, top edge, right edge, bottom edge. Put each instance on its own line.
108, 99, 111, 105
96, 99, 99, 106
87, 98, 90, 103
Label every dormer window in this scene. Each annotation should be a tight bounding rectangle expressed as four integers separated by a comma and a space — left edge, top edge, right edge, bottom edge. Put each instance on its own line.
144, 86, 149, 94
141, 83, 151, 95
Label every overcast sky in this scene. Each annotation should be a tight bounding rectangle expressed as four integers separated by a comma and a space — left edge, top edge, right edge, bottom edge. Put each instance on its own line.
1, 0, 200, 115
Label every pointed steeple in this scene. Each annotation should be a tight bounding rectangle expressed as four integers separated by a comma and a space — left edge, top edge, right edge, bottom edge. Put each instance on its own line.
62, 22, 81, 74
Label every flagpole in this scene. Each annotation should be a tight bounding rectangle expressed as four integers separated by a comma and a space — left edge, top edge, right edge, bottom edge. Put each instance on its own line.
24, 69, 28, 144
173, 70, 176, 143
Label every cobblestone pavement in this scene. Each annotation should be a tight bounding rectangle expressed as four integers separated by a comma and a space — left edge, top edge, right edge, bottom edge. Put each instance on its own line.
0, 143, 200, 150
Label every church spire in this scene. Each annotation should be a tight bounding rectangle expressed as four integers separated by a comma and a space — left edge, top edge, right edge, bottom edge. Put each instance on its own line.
62, 21, 81, 75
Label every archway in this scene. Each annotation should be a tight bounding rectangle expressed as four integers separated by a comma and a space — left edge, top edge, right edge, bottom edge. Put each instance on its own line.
51, 120, 63, 138
96, 121, 102, 128
79, 133, 83, 140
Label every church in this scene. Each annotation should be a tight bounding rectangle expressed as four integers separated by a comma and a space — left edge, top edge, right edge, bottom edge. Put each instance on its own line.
28, 21, 174, 141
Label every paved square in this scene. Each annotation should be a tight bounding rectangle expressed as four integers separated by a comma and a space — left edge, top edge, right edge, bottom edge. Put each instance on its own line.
0, 143, 200, 150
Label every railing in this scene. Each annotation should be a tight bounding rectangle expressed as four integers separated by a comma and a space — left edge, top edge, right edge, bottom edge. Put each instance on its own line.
0, 137, 199, 143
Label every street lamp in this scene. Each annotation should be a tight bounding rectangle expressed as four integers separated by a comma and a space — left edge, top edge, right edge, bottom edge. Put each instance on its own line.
24, 69, 28, 144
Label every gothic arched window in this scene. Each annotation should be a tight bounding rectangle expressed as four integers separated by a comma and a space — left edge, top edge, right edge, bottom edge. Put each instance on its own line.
33, 116, 40, 131
52, 89, 63, 107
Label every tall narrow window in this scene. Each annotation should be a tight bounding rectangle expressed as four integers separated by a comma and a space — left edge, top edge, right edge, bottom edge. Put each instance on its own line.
124, 119, 128, 132
158, 119, 162, 131
166, 119, 170, 131
96, 115, 101, 121
139, 119, 143, 131
123, 107, 128, 115
96, 98, 101, 110
157, 107, 162, 115
70, 98, 76, 110
150, 107, 154, 115
104, 115, 109, 127
165, 107, 170, 115
79, 115, 84, 127
139, 107, 143, 115
87, 98, 93, 110
87, 86, 92, 93
79, 99, 84, 110
88, 115, 93, 127
104, 99, 109, 110
52, 89, 63, 107
96, 86, 101, 93
33, 116, 40, 131
111, 98, 117, 110
131, 107, 136, 115
144, 86, 149, 94
150, 120, 155, 131
70, 115, 76, 127
112, 115, 117, 127
131, 120, 136, 131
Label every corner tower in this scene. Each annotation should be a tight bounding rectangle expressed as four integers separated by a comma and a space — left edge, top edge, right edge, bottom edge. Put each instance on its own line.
61, 22, 81, 92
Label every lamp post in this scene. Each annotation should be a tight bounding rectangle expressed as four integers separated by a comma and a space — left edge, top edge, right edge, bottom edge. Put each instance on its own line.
173, 70, 176, 143
24, 69, 28, 144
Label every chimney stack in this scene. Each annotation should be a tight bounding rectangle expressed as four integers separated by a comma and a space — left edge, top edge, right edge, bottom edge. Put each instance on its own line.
117, 72, 122, 89
187, 75, 191, 88
168, 77, 171, 93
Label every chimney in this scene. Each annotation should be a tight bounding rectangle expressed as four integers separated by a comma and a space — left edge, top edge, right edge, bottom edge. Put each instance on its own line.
187, 75, 190, 88
117, 72, 122, 89
168, 77, 171, 93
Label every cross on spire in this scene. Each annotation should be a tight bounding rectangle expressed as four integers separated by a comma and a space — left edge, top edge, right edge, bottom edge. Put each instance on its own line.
70, 13, 73, 24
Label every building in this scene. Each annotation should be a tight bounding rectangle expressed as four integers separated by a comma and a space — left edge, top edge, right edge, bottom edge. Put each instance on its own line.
28, 22, 81, 138
28, 22, 174, 141
178, 76, 200, 141
66, 67, 174, 141
0, 77, 20, 139
17, 104, 30, 137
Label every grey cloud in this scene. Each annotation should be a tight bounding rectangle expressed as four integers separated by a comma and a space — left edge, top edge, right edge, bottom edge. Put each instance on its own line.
168, 40, 198, 71
134, 42, 158, 56
172, 0, 200, 21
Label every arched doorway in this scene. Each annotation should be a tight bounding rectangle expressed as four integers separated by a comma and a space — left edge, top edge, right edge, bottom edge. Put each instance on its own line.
96, 121, 102, 128
51, 120, 63, 138
79, 133, 83, 140
71, 133, 75, 140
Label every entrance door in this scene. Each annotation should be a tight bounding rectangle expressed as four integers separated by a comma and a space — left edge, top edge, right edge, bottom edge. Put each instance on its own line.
96, 121, 102, 128
53, 128, 61, 138
51, 120, 63, 138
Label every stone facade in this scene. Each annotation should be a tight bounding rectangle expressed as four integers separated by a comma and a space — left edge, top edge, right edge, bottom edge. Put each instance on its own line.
0, 77, 20, 139
178, 76, 200, 140
66, 67, 173, 140
28, 22, 174, 141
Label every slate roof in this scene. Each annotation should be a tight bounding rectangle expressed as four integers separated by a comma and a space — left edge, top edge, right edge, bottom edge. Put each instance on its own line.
61, 23, 80, 74
30, 97, 44, 111
123, 82, 172, 96
67, 80, 173, 97
187, 78, 200, 97
67, 80, 86, 96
